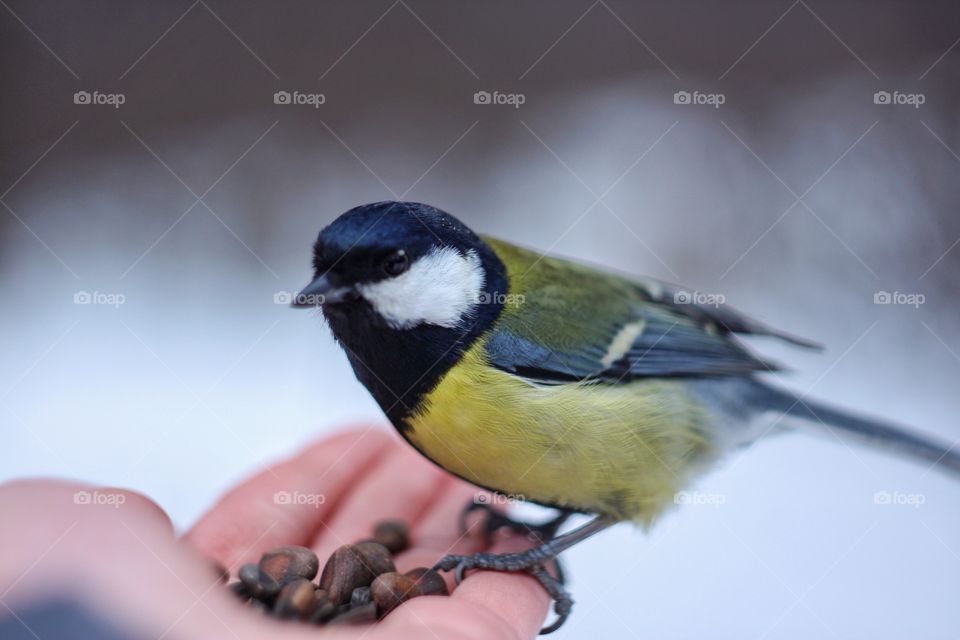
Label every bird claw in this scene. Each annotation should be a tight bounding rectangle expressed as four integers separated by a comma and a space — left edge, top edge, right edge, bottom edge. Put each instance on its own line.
438, 513, 612, 635
433, 552, 489, 583
458, 501, 570, 584
528, 564, 573, 634
433, 552, 572, 634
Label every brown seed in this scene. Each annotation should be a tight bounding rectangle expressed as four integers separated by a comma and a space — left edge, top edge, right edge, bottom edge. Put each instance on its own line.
227, 581, 251, 603
372, 520, 410, 554
370, 572, 419, 617
259, 545, 320, 587
318, 545, 369, 605
310, 590, 338, 625
273, 578, 317, 620
238, 563, 280, 600
354, 541, 396, 576
327, 602, 377, 626
405, 567, 449, 596
319, 543, 396, 605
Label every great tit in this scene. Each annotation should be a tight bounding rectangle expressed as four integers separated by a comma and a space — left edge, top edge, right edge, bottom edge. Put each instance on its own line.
294, 201, 959, 633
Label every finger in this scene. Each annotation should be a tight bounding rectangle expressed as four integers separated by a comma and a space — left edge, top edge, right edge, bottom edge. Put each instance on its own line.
184, 426, 392, 570
310, 442, 447, 565
445, 534, 551, 640
0, 479, 175, 585
0, 480, 338, 640
372, 480, 542, 640
391, 479, 488, 576
375, 527, 548, 640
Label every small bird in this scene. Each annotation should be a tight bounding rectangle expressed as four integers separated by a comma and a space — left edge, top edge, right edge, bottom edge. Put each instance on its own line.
295, 201, 959, 633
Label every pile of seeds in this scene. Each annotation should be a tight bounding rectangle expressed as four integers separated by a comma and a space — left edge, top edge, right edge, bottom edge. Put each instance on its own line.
226, 520, 448, 625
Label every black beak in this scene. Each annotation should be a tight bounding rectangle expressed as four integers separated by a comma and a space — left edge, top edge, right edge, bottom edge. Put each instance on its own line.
290, 274, 352, 308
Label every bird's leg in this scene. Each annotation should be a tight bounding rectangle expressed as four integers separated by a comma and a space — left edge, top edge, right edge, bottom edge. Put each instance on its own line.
461, 502, 574, 584
460, 500, 573, 545
438, 514, 610, 578
435, 516, 615, 634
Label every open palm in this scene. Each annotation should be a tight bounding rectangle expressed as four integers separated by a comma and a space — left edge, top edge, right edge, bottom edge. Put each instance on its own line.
0, 428, 550, 640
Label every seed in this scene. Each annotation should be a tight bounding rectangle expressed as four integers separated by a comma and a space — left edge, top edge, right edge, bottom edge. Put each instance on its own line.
318, 543, 396, 605
327, 602, 377, 626
354, 541, 396, 576
370, 572, 417, 616
259, 545, 319, 587
238, 563, 280, 600
310, 590, 338, 625
405, 567, 448, 596
227, 520, 429, 628
351, 586, 372, 606
372, 520, 410, 554
371, 569, 449, 618
227, 581, 250, 603
274, 578, 317, 620
318, 545, 369, 605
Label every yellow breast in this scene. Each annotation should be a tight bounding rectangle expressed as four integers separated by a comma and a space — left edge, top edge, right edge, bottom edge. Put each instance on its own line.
403, 339, 717, 525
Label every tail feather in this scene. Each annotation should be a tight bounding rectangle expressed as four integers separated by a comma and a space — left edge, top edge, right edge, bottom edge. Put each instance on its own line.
753, 383, 960, 477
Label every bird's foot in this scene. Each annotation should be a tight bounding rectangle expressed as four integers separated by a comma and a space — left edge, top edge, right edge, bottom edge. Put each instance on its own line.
459, 501, 570, 584
433, 548, 570, 634
437, 515, 613, 635
529, 564, 573, 634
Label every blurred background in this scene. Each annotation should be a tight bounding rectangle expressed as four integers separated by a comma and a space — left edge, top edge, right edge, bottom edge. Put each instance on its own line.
2, 1, 959, 637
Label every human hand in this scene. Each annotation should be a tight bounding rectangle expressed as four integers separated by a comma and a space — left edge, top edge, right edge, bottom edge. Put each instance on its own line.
0, 428, 550, 640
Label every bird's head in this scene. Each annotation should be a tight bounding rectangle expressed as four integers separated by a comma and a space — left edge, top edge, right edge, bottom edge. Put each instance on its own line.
294, 201, 506, 333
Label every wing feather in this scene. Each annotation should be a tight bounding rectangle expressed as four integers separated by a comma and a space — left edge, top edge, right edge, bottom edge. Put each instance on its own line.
482, 237, 815, 383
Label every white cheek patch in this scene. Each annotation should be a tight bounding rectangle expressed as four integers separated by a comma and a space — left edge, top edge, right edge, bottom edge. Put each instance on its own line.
357, 247, 484, 329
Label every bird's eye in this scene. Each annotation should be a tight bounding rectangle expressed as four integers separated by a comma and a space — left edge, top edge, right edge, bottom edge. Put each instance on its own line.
382, 251, 409, 277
